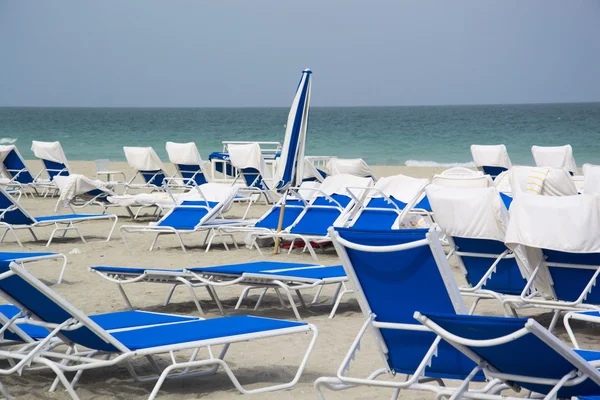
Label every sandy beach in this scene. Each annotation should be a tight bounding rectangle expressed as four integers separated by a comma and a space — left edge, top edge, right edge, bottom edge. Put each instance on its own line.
2, 161, 596, 400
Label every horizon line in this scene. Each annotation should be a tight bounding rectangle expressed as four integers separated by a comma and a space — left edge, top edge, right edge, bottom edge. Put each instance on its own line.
1, 100, 600, 109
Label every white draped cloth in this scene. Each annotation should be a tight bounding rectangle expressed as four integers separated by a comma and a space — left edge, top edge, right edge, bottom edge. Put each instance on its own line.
123, 147, 166, 171
31, 141, 69, 167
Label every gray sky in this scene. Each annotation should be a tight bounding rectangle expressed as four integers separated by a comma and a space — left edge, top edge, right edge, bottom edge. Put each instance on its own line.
1, 0, 599, 107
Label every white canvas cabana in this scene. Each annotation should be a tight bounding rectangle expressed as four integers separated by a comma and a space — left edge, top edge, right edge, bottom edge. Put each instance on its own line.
531, 145, 577, 174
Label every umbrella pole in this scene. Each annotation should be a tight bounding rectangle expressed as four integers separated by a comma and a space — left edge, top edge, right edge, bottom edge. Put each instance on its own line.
273, 191, 287, 254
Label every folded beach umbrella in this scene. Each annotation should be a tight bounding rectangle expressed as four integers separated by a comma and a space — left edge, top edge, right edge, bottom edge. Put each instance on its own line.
273, 69, 312, 191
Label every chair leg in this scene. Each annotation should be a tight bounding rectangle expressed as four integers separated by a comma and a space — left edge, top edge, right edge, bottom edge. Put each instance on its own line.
27, 228, 38, 241
149, 232, 161, 251
206, 286, 224, 315
163, 284, 178, 306
118, 284, 135, 310
548, 309, 562, 333
235, 286, 253, 310
254, 288, 270, 310
106, 216, 118, 241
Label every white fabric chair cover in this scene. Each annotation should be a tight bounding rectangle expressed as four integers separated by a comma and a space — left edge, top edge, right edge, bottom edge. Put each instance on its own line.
54, 174, 114, 210
318, 174, 373, 200
532, 145, 577, 174
509, 166, 577, 196
228, 143, 272, 188
431, 174, 493, 188
123, 147, 166, 172
31, 141, 69, 167
471, 144, 512, 169
327, 158, 375, 178
440, 167, 483, 177
371, 174, 429, 203
166, 142, 203, 165
583, 164, 600, 194
427, 186, 507, 242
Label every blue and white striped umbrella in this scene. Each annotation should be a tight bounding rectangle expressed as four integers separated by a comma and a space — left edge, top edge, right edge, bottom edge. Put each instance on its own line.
274, 68, 312, 191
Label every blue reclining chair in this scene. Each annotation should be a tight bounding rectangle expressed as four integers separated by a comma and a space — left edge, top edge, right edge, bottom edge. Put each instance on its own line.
0, 185, 118, 247
0, 145, 36, 195
427, 185, 528, 315
0, 260, 318, 399
314, 227, 488, 399
416, 312, 600, 400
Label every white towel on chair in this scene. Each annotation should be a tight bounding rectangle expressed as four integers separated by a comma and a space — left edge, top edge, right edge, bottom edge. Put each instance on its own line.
525, 168, 549, 194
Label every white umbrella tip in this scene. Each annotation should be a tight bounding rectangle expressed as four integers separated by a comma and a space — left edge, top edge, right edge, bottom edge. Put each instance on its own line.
303, 68, 312, 73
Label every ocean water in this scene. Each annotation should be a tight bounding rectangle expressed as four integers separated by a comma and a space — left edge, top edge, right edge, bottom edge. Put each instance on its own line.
1, 103, 600, 166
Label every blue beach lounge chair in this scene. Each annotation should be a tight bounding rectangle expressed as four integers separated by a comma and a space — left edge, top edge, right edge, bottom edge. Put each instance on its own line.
123, 146, 168, 193
504, 192, 600, 331
227, 143, 276, 204
91, 261, 350, 320
426, 185, 529, 315
0, 185, 118, 247
0, 145, 37, 195
346, 174, 431, 230
31, 141, 71, 196
415, 312, 600, 400
471, 144, 512, 179
314, 227, 487, 399
119, 186, 251, 252
0, 260, 318, 399
0, 251, 67, 284
165, 142, 208, 188
272, 174, 373, 260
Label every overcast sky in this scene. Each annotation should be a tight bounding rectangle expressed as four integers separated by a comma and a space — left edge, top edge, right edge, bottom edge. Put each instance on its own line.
1, 1, 599, 107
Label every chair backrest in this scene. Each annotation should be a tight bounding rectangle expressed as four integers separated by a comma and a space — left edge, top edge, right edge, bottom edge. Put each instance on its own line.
471, 144, 512, 178
31, 141, 70, 179
0, 185, 37, 225
350, 174, 429, 230
165, 142, 207, 185
0, 261, 125, 352
427, 185, 527, 294
440, 167, 483, 177
331, 227, 483, 380
255, 198, 305, 230
431, 174, 493, 188
327, 158, 375, 179
228, 143, 272, 189
416, 313, 600, 398
123, 146, 166, 185
532, 145, 577, 174
0, 146, 34, 184
583, 164, 600, 194
506, 193, 600, 303
287, 175, 373, 235
509, 166, 577, 196
156, 185, 236, 230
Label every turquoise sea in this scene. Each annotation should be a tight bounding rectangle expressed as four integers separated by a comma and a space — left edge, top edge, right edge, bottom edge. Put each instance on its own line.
1, 103, 599, 166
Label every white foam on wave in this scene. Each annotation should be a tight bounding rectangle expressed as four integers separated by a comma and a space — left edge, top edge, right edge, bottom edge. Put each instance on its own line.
0, 138, 17, 145
404, 160, 475, 167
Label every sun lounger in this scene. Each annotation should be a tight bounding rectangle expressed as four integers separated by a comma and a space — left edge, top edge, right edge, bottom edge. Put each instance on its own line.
31, 141, 70, 196
0, 260, 318, 399
509, 166, 578, 196
272, 174, 373, 260
165, 142, 208, 188
0, 251, 67, 283
0, 145, 36, 195
504, 192, 600, 331
228, 142, 275, 204
346, 174, 431, 230
471, 144, 512, 178
314, 227, 486, 398
415, 312, 600, 400
532, 144, 578, 175
123, 146, 167, 193
92, 261, 349, 320
0, 185, 118, 247
426, 185, 529, 315
119, 185, 251, 252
